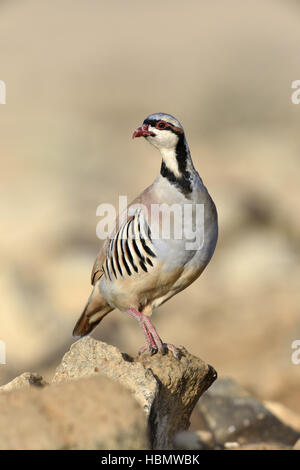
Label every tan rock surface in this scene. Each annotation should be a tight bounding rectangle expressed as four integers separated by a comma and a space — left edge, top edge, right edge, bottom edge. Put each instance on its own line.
0, 374, 148, 450
53, 337, 158, 414
0, 372, 47, 393
53, 337, 217, 449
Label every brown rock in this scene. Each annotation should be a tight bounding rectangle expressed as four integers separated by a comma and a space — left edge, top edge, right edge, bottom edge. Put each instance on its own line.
136, 349, 217, 449
53, 337, 158, 414
264, 400, 300, 433
173, 430, 214, 450
53, 337, 217, 449
229, 442, 292, 450
197, 377, 300, 447
0, 372, 47, 392
0, 374, 148, 450
293, 438, 300, 450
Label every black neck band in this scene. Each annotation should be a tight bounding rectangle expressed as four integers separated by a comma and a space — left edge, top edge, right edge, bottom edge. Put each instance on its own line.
160, 135, 192, 197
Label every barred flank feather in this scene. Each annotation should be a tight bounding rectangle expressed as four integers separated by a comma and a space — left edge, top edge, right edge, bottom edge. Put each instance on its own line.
102, 211, 156, 282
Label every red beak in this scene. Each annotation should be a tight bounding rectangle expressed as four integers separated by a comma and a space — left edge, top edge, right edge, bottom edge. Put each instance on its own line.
132, 124, 155, 139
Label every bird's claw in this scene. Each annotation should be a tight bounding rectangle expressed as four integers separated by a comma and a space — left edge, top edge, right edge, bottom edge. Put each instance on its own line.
138, 343, 185, 359
162, 343, 180, 358
138, 345, 157, 356
178, 344, 189, 354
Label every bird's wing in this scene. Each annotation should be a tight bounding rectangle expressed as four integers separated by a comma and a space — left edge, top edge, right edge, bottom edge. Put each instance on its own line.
91, 187, 154, 285
102, 209, 157, 283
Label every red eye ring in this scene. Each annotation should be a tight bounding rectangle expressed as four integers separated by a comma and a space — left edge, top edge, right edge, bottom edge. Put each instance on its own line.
156, 121, 167, 130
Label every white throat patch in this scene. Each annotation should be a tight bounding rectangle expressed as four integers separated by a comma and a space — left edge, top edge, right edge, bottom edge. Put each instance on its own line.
146, 128, 180, 177
160, 147, 180, 177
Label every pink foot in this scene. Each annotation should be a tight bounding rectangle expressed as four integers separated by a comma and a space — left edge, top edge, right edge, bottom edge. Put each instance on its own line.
127, 308, 184, 359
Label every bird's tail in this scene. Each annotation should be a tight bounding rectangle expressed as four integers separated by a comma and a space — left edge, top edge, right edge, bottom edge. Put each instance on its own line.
72, 283, 113, 337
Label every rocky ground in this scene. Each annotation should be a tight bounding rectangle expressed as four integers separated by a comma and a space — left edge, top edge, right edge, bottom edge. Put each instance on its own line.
0, 337, 299, 450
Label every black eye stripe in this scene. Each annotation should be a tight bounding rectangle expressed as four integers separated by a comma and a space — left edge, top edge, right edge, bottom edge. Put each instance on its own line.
143, 119, 175, 133
143, 119, 157, 127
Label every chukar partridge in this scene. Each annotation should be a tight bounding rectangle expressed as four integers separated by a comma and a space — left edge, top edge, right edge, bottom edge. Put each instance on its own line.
73, 113, 218, 357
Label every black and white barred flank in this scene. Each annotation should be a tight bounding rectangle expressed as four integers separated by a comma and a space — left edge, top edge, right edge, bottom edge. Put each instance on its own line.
102, 211, 157, 281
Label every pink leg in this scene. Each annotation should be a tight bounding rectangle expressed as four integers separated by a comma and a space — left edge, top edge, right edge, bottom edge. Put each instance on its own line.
140, 321, 157, 351
127, 308, 181, 358
127, 308, 157, 354
142, 316, 164, 350
143, 316, 180, 357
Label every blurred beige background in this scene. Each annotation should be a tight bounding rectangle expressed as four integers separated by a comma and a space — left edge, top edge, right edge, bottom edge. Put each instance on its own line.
0, 0, 299, 413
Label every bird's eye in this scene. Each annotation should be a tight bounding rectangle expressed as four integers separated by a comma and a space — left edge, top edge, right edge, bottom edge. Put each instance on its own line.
156, 121, 167, 130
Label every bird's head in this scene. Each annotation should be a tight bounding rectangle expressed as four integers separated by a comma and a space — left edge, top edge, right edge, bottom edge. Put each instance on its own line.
132, 113, 184, 151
